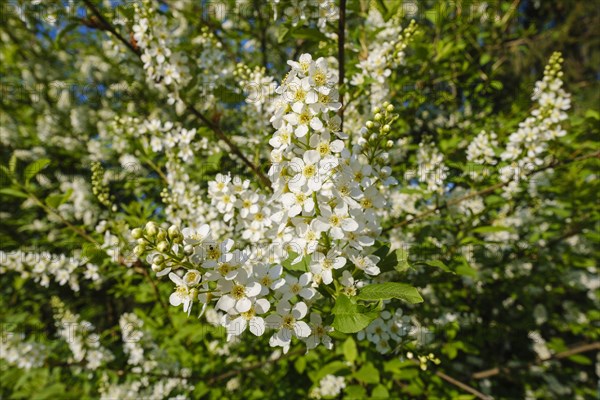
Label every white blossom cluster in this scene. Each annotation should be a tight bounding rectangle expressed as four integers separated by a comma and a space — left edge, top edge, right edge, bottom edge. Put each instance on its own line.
357, 309, 412, 354
234, 64, 278, 139
0, 333, 47, 370
351, 12, 417, 107
0, 250, 101, 291
133, 0, 189, 90
133, 54, 405, 353
272, 0, 339, 30
415, 140, 448, 194
51, 296, 114, 370
499, 52, 570, 195
467, 130, 498, 166
98, 313, 193, 399
309, 374, 346, 399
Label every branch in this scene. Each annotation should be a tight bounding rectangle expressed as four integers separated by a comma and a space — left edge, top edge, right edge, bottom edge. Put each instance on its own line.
435, 370, 493, 400
392, 151, 600, 229
207, 348, 303, 385
82, 0, 140, 56
81, 0, 271, 190
473, 342, 600, 380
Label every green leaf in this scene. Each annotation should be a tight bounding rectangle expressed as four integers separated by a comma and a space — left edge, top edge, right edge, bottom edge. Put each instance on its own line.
24, 158, 51, 184
472, 225, 515, 234
423, 259, 453, 273
584, 109, 599, 120
45, 189, 73, 209
567, 354, 592, 365
277, 27, 289, 43
282, 251, 310, 272
294, 357, 306, 374
372, 384, 389, 399
345, 385, 367, 399
314, 361, 349, 381
490, 80, 503, 90
455, 263, 477, 278
332, 294, 380, 333
343, 337, 357, 363
354, 362, 380, 384
0, 188, 28, 198
9, 153, 17, 173
357, 282, 423, 304
480, 53, 491, 65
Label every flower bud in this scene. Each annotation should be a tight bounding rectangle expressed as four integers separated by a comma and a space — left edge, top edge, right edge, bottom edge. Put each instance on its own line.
383, 124, 391, 133
151, 263, 164, 273
383, 101, 390, 107
386, 140, 394, 148
370, 133, 378, 141
156, 229, 167, 242
157, 241, 169, 253
134, 245, 145, 257
168, 225, 180, 240
386, 104, 394, 112
366, 121, 374, 129
153, 254, 164, 264
131, 228, 143, 239
144, 222, 158, 238
373, 106, 381, 113
184, 244, 194, 254
374, 113, 382, 121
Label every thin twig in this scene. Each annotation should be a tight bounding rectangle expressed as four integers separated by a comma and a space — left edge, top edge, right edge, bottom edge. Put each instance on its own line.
81, 0, 271, 189
435, 370, 493, 400
392, 151, 600, 229
473, 342, 600, 380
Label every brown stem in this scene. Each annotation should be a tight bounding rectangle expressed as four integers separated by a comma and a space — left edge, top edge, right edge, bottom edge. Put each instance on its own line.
392, 151, 600, 229
81, 0, 271, 190
435, 370, 492, 400
473, 342, 600, 380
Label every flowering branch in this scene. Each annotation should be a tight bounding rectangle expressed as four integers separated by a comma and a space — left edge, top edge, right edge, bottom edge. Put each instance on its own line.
81, 0, 271, 189
392, 150, 600, 229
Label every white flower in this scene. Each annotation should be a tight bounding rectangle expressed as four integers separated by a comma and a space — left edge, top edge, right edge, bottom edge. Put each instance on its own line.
223, 298, 271, 338
280, 190, 315, 217
253, 264, 285, 296
266, 301, 311, 353
168, 272, 197, 316
313, 204, 358, 239
182, 224, 210, 245
310, 250, 346, 284
216, 269, 262, 313
304, 313, 333, 350
287, 150, 323, 192
279, 272, 316, 301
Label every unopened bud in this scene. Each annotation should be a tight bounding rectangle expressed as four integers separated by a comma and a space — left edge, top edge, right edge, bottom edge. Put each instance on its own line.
386, 104, 394, 112
168, 225, 180, 240
144, 222, 158, 238
383, 124, 391, 133
374, 113, 382, 121
156, 229, 167, 242
131, 228, 143, 239
134, 245, 145, 257
366, 121, 374, 129
157, 241, 169, 253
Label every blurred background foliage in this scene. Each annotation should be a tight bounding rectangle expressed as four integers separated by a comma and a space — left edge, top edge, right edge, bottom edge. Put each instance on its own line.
0, 0, 598, 399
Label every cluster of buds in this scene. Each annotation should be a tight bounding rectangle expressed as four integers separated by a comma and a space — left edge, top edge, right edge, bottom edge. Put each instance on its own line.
360, 102, 400, 171
132, 222, 193, 276
91, 162, 116, 211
